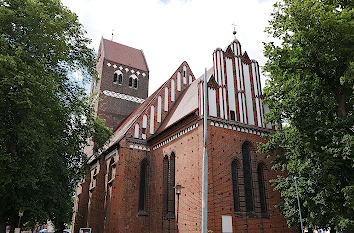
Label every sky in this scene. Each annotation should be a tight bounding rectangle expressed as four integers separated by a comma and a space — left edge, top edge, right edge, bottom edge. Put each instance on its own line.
62, 0, 277, 95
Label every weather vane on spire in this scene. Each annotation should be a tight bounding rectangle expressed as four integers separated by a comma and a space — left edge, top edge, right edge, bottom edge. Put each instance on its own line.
232, 23, 237, 39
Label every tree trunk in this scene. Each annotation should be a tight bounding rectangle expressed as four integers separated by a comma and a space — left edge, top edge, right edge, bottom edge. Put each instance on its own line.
336, 92, 347, 118
0, 211, 5, 233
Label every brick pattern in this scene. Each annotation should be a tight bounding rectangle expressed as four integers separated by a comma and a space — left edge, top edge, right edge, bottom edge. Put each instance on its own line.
206, 124, 294, 233
72, 173, 90, 233
86, 156, 106, 233
73, 119, 295, 233
150, 121, 203, 233
105, 140, 151, 233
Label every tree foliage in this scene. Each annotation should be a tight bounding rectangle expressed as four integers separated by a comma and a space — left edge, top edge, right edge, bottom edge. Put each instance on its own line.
0, 0, 112, 232
260, 0, 354, 231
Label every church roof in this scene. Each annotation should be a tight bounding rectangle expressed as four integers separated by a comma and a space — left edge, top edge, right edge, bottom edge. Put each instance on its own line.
107, 83, 161, 147
101, 38, 149, 71
156, 67, 214, 133
104, 62, 196, 150
156, 78, 199, 132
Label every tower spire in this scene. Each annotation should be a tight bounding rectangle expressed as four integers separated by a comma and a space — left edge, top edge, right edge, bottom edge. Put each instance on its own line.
232, 23, 237, 39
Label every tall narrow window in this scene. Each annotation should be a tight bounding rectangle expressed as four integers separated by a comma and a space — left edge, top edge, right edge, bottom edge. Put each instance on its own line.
257, 164, 267, 216
177, 72, 181, 91
242, 142, 254, 212
142, 115, 147, 140
134, 124, 139, 138
129, 77, 133, 87
171, 79, 175, 101
108, 158, 114, 182
231, 160, 240, 213
183, 66, 187, 84
138, 158, 148, 215
163, 153, 175, 218
157, 96, 162, 123
163, 156, 169, 216
134, 78, 138, 88
113, 73, 118, 82
118, 74, 123, 84
230, 110, 236, 121
169, 153, 175, 218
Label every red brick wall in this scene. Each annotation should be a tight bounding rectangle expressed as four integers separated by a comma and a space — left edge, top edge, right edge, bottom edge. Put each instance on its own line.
73, 173, 90, 233
105, 140, 151, 233
86, 156, 106, 233
206, 124, 294, 233
74, 119, 295, 233
151, 123, 203, 233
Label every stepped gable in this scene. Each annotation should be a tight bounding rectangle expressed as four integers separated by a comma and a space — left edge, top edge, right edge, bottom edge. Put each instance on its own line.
207, 74, 219, 90
156, 77, 198, 133
101, 38, 149, 71
156, 67, 214, 134
104, 61, 195, 148
242, 51, 251, 65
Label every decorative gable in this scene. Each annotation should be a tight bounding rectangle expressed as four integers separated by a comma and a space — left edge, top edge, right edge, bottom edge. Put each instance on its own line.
106, 62, 196, 147
207, 75, 219, 90
242, 51, 251, 65
225, 45, 234, 58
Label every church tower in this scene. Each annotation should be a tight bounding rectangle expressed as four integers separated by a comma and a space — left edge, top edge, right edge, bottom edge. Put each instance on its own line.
91, 38, 149, 130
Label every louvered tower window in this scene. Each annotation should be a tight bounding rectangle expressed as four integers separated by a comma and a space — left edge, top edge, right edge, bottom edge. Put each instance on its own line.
242, 142, 254, 212
113, 73, 118, 82
257, 164, 267, 217
118, 74, 123, 84
138, 158, 148, 215
231, 160, 240, 213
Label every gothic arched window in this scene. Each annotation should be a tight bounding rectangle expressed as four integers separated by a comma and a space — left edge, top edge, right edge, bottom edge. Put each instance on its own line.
242, 142, 254, 212
163, 153, 175, 218
129, 77, 133, 87
231, 160, 240, 213
138, 158, 148, 215
163, 155, 169, 216
257, 163, 267, 216
169, 153, 175, 217
114, 71, 123, 84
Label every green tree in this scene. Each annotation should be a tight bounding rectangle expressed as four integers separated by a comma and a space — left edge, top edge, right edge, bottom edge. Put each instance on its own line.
260, 0, 354, 232
0, 0, 112, 232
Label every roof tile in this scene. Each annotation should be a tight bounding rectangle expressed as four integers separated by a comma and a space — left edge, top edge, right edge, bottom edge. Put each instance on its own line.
102, 38, 149, 71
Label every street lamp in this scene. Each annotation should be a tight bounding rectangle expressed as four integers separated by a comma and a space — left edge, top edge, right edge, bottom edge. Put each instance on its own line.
175, 184, 184, 233
294, 176, 304, 233
18, 209, 24, 228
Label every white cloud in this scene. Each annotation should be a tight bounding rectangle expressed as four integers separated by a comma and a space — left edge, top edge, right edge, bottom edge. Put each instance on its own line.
62, 0, 276, 94
74, 69, 83, 82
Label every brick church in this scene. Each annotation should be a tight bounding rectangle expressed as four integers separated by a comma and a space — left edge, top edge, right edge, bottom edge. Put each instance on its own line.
71, 37, 295, 233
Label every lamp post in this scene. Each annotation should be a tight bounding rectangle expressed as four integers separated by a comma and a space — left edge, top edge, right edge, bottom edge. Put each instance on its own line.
18, 209, 23, 228
175, 184, 184, 233
294, 176, 304, 233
